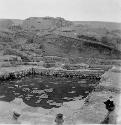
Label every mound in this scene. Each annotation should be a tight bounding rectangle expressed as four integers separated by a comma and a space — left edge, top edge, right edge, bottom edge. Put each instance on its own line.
21, 17, 73, 31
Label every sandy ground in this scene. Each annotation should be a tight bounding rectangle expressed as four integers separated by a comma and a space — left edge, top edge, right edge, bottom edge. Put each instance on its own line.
0, 98, 86, 124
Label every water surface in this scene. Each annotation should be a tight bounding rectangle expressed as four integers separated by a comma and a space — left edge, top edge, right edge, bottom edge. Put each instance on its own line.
0, 75, 99, 109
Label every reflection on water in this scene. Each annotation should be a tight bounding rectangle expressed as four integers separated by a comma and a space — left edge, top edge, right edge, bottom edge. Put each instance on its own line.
0, 75, 100, 109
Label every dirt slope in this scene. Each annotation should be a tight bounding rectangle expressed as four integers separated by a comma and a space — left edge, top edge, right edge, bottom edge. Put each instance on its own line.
0, 17, 121, 61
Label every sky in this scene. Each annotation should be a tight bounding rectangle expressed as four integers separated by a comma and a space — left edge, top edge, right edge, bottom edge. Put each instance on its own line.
0, 0, 121, 22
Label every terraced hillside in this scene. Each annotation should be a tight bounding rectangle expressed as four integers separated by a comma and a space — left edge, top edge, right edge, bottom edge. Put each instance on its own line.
0, 17, 121, 62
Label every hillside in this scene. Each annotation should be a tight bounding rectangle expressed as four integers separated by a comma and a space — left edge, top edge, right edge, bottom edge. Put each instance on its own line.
0, 17, 121, 62
0, 19, 14, 30
73, 21, 121, 30
21, 17, 73, 32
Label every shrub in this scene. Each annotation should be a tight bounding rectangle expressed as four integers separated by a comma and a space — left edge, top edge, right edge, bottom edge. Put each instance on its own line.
43, 62, 55, 68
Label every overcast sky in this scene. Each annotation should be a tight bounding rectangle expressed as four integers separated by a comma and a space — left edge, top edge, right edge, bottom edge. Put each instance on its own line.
0, 0, 121, 22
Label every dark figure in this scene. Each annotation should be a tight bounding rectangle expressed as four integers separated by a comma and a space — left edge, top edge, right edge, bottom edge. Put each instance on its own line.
55, 113, 64, 125
101, 99, 116, 124
104, 99, 115, 112
13, 111, 21, 121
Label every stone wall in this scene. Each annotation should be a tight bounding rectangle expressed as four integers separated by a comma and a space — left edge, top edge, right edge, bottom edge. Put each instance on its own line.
0, 66, 105, 81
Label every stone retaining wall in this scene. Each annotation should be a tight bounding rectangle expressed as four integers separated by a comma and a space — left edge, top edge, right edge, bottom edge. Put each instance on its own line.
0, 68, 34, 81
0, 66, 105, 81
